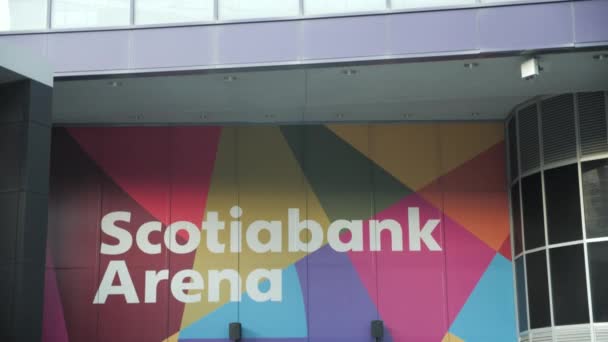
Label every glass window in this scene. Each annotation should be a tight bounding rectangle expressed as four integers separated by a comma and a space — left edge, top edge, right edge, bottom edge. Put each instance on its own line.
549, 245, 589, 325
522, 173, 545, 250
589, 241, 608, 322
0, 0, 47, 31
305, 0, 386, 15
544, 164, 583, 244
392, 0, 475, 10
526, 250, 551, 329
136, 0, 214, 25
515, 257, 528, 332
219, 0, 300, 20
582, 159, 608, 239
511, 183, 523, 255
52, 0, 130, 28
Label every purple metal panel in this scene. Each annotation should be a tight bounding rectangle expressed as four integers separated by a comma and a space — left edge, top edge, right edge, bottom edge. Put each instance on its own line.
477, 2, 574, 51
573, 0, 608, 44
0, 34, 47, 58
301, 15, 387, 60
217, 21, 300, 65
388, 9, 478, 55
47, 31, 130, 73
5, 0, 606, 76
130, 26, 216, 69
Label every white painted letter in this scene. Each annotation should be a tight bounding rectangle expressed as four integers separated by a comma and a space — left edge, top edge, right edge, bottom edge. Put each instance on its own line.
136, 221, 162, 254
288, 208, 323, 253
171, 270, 204, 303
100, 211, 133, 255
93, 260, 139, 304
246, 269, 282, 302
208, 269, 242, 302
229, 206, 242, 253
202, 212, 226, 253
370, 219, 403, 251
408, 207, 441, 251
246, 220, 282, 253
164, 221, 200, 254
144, 269, 168, 303
327, 220, 364, 252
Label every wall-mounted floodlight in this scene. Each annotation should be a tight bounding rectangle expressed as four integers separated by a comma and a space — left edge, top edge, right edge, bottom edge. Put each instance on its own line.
521, 57, 541, 80
229, 322, 241, 341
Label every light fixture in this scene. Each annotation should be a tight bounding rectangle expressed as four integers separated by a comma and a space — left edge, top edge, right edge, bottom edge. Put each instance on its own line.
471, 112, 480, 117
463, 62, 478, 69
223, 75, 237, 82
341, 69, 358, 75
592, 54, 608, 61
336, 113, 345, 119
521, 57, 541, 80
403, 113, 413, 119
108, 80, 122, 87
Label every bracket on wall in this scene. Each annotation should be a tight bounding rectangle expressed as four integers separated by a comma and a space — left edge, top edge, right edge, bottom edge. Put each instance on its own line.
371, 320, 384, 342
229, 322, 241, 341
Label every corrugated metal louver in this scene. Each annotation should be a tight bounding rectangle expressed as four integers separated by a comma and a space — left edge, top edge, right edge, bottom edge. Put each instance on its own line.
554, 325, 592, 342
530, 328, 553, 342
519, 104, 541, 172
578, 92, 608, 156
541, 94, 577, 164
595, 323, 608, 342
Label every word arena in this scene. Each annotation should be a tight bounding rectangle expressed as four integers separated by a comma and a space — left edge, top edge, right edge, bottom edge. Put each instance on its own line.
94, 206, 442, 304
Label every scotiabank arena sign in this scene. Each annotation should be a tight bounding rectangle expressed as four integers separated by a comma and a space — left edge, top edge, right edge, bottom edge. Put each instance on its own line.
44, 124, 516, 342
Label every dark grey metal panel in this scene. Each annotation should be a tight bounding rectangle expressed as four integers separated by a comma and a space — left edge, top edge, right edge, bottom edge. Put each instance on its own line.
0, 263, 14, 340
0, 192, 19, 265
14, 192, 48, 264
518, 104, 541, 172
0, 123, 26, 192
0, 79, 51, 342
22, 123, 52, 195
12, 261, 45, 341
508, 117, 519, 180
541, 94, 577, 164
578, 91, 608, 156
0, 82, 27, 124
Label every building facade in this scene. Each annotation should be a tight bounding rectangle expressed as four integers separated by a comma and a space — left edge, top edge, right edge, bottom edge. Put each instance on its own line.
1, 0, 608, 341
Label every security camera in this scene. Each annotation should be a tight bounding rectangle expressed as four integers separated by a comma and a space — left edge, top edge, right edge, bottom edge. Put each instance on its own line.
521, 57, 542, 80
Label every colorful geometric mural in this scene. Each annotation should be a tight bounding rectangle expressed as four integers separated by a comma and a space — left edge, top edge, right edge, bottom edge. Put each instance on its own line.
43, 123, 516, 342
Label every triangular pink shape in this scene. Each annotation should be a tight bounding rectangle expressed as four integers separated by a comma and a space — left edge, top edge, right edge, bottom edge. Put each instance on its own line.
68, 127, 221, 226
347, 193, 495, 341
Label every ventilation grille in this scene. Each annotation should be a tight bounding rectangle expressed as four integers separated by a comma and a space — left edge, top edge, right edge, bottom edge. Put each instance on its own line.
520, 334, 530, 342
509, 117, 519, 180
542, 94, 577, 164
595, 323, 608, 342
578, 92, 608, 156
519, 104, 541, 172
530, 328, 553, 342
555, 325, 592, 342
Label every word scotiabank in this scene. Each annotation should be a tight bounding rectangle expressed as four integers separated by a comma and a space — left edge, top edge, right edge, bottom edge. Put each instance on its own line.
94, 206, 441, 304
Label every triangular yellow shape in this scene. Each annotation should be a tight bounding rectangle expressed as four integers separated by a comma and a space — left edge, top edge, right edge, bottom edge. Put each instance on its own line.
328, 123, 503, 191
442, 331, 465, 342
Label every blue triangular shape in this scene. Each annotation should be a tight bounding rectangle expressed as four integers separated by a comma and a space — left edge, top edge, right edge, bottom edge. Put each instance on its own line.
179, 265, 307, 339
449, 254, 517, 342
